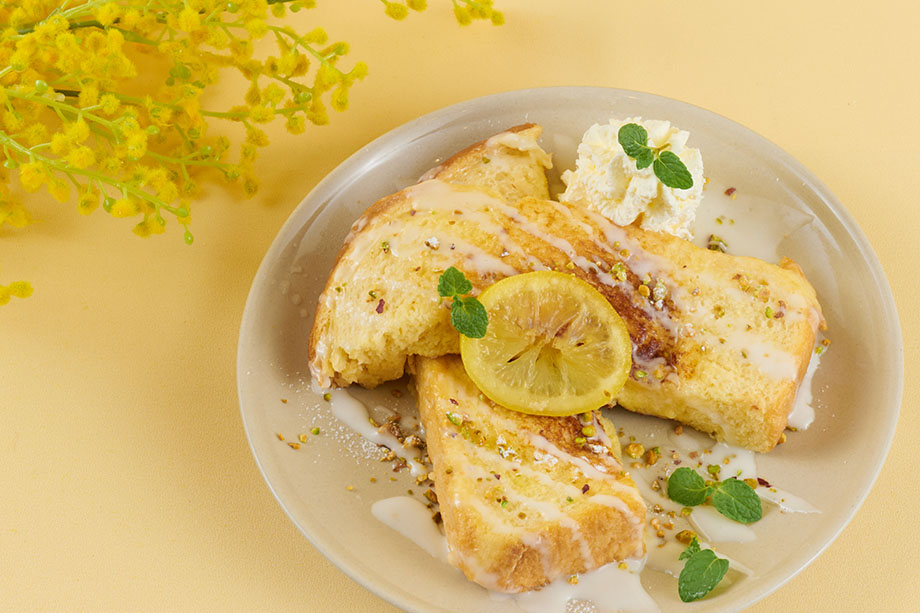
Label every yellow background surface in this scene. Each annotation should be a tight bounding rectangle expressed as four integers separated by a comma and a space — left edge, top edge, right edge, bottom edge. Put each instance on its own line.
3, 1, 918, 610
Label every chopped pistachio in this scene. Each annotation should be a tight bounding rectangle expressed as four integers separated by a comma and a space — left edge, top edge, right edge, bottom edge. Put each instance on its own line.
581, 425, 596, 437
676, 529, 697, 544
624, 442, 645, 459
707, 234, 728, 253
611, 261, 628, 282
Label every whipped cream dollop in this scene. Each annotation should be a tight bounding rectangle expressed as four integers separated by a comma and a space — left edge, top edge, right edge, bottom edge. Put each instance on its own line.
560, 118, 704, 240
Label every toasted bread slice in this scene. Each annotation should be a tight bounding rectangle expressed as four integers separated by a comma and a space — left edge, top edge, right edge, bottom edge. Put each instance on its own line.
419, 123, 553, 202
309, 127, 824, 451
412, 355, 645, 593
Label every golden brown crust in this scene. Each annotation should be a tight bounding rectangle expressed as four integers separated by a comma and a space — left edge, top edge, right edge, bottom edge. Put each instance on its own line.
419, 123, 539, 182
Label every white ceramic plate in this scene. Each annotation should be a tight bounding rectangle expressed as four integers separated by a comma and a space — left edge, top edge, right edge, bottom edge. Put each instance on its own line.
237, 87, 903, 612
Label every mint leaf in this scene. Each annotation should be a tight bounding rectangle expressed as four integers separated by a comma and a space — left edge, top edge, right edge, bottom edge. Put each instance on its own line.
678, 540, 730, 602
667, 467, 710, 507
451, 295, 488, 338
679, 537, 701, 561
617, 123, 650, 159
653, 151, 694, 189
438, 268, 489, 338
438, 266, 472, 298
634, 148, 654, 170
711, 478, 762, 524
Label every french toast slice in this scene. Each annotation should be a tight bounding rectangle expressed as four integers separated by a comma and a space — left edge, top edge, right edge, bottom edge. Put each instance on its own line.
419, 123, 553, 203
309, 126, 824, 452
411, 355, 645, 593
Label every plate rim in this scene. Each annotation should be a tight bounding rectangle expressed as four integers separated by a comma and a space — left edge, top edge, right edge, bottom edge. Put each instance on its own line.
237, 86, 904, 612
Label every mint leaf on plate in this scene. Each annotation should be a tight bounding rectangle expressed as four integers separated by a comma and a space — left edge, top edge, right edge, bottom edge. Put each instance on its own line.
667, 466, 711, 507
711, 478, 763, 524
678, 538, 730, 602
679, 537, 701, 561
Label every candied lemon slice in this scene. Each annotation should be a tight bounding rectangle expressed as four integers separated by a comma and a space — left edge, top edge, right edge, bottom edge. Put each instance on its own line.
459, 271, 632, 416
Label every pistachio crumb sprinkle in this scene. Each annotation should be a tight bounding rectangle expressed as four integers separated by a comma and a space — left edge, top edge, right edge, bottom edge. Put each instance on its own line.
676, 529, 697, 544
624, 442, 645, 459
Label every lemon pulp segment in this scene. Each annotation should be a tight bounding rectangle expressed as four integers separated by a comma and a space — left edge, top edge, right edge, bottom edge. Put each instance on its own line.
459, 271, 632, 416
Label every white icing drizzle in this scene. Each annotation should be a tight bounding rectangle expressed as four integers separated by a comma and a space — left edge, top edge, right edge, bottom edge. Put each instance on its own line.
462, 441, 641, 522
481, 411, 641, 506
645, 534, 753, 578
757, 486, 820, 514
327, 388, 427, 477
665, 434, 821, 516
505, 557, 658, 613
787, 343, 822, 430
465, 496, 560, 581
458, 458, 596, 569
690, 505, 756, 543
389, 225, 519, 278
527, 433, 613, 481
371, 497, 449, 562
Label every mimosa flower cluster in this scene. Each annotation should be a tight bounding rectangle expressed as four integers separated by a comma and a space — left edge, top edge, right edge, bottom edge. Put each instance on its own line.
0, 0, 502, 304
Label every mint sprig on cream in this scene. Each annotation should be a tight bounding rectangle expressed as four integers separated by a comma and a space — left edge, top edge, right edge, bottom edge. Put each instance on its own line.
438, 267, 488, 339
618, 123, 694, 189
